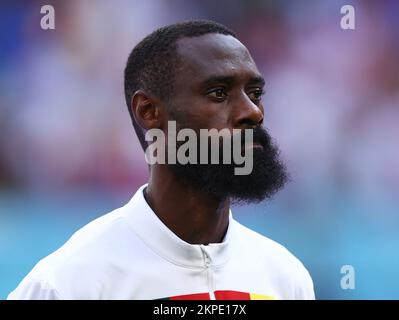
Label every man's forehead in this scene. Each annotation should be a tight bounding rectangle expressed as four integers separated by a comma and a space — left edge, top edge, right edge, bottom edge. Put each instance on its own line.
175, 33, 260, 80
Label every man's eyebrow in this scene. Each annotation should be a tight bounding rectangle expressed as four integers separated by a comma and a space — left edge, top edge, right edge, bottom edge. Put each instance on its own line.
248, 75, 265, 87
201, 75, 266, 87
201, 75, 236, 87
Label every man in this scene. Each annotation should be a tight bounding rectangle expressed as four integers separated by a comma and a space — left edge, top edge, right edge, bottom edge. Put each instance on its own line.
8, 21, 314, 300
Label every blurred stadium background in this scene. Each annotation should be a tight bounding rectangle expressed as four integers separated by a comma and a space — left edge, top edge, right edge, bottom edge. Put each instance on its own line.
1, 0, 399, 299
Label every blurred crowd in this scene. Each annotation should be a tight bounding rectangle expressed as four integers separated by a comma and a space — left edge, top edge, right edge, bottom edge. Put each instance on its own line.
1, 0, 398, 200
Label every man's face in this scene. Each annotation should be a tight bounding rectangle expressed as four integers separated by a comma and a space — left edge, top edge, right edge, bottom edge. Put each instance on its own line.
170, 33, 264, 131
164, 33, 287, 203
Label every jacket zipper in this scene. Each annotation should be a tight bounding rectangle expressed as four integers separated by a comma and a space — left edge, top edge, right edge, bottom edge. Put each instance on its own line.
201, 247, 215, 300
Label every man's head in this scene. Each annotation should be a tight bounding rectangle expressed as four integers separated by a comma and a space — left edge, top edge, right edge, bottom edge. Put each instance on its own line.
124, 20, 236, 150
124, 20, 288, 203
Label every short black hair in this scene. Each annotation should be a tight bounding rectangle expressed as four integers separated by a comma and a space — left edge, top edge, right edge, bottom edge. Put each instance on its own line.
124, 20, 237, 151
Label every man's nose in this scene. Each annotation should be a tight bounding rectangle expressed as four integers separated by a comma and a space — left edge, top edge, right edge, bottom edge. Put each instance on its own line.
232, 93, 264, 129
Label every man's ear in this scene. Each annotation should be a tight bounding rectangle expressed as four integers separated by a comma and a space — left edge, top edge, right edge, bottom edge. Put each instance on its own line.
130, 90, 164, 130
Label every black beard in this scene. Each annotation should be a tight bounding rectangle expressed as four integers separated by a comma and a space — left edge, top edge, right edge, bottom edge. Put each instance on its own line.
168, 125, 288, 204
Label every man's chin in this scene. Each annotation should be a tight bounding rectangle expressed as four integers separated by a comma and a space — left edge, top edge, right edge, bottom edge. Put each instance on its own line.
217, 174, 284, 205
170, 161, 287, 205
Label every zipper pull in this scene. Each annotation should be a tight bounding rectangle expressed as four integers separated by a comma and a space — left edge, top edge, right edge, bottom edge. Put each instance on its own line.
204, 254, 211, 267
201, 245, 212, 267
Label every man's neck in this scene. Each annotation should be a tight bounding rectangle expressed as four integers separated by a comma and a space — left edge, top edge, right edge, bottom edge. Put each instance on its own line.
144, 165, 230, 245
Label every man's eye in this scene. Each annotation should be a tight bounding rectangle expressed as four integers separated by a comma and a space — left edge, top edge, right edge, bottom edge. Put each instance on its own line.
247, 89, 264, 102
207, 88, 227, 100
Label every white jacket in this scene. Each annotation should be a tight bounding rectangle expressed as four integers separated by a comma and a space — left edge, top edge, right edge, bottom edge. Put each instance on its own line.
8, 184, 315, 300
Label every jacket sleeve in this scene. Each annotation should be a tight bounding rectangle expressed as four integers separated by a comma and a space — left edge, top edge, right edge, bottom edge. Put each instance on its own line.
295, 265, 316, 300
7, 280, 62, 300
